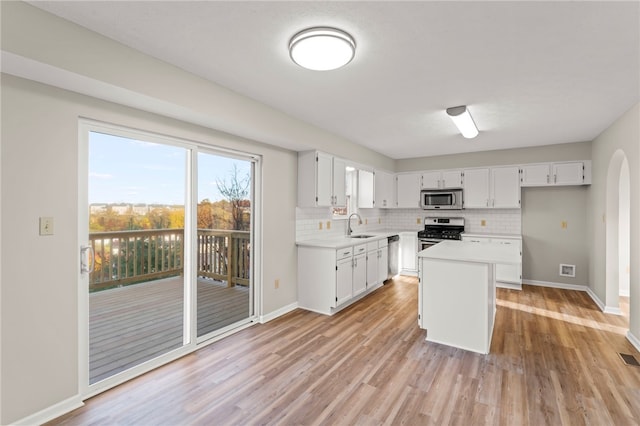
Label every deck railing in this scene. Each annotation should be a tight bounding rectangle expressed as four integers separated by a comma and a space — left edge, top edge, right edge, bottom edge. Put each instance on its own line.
89, 229, 250, 292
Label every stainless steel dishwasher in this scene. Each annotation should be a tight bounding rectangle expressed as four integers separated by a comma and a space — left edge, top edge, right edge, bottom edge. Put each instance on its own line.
387, 234, 400, 281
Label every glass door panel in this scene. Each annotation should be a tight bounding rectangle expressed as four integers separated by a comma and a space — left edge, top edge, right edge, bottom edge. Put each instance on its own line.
196, 152, 253, 338
88, 131, 187, 384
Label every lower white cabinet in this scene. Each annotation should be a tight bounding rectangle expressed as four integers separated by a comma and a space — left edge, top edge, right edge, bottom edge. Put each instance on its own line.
353, 252, 367, 296
399, 232, 418, 275
377, 248, 388, 283
336, 256, 353, 306
298, 238, 389, 315
461, 234, 522, 289
367, 238, 389, 288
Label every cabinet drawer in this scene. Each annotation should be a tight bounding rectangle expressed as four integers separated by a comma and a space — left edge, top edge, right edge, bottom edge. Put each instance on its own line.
354, 244, 367, 255
366, 241, 379, 252
336, 247, 353, 260
378, 238, 388, 249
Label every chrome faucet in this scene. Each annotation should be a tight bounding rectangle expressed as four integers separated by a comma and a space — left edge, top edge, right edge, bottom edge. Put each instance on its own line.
347, 213, 363, 236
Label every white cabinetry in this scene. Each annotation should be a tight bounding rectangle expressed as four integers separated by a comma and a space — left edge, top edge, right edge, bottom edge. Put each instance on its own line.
298, 151, 346, 207
374, 171, 394, 208
463, 167, 520, 209
491, 166, 521, 208
461, 235, 522, 289
462, 168, 490, 208
520, 161, 590, 187
336, 256, 353, 306
377, 245, 389, 283
396, 173, 421, 208
421, 170, 463, 189
358, 170, 375, 208
353, 252, 367, 296
298, 238, 388, 316
367, 239, 389, 287
399, 232, 418, 275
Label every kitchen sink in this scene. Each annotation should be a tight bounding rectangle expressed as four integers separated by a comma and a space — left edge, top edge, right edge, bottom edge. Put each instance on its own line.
349, 235, 374, 239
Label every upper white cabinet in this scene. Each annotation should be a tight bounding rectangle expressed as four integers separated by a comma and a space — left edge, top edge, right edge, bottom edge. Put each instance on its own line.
358, 170, 375, 208
553, 162, 586, 185
491, 166, 521, 208
421, 170, 463, 189
374, 170, 395, 208
396, 173, 421, 208
462, 168, 490, 208
463, 166, 520, 209
520, 161, 591, 187
298, 151, 346, 207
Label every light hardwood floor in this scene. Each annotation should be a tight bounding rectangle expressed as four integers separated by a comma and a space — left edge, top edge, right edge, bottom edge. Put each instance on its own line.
50, 276, 640, 425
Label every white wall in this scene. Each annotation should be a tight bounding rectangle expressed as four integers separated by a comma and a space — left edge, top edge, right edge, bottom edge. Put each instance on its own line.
0, 74, 298, 424
0, 3, 393, 423
589, 103, 639, 342
619, 159, 631, 297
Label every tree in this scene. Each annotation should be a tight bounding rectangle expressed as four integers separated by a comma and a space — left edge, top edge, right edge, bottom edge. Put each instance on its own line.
216, 165, 251, 230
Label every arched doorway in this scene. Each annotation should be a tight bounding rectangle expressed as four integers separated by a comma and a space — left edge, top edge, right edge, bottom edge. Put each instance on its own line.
605, 150, 630, 320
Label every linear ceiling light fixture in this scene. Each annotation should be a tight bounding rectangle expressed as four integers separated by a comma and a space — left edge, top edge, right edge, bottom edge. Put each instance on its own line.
446, 105, 479, 139
289, 27, 356, 71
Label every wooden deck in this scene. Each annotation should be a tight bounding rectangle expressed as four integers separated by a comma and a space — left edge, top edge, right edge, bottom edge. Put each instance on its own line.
89, 276, 250, 384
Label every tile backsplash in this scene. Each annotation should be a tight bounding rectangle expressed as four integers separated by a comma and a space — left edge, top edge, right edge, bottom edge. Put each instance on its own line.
296, 207, 521, 241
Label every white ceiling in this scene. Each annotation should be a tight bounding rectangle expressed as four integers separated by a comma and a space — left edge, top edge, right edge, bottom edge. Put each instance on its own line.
28, 1, 640, 159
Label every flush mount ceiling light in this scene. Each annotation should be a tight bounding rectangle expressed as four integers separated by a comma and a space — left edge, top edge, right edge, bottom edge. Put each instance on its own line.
289, 27, 356, 71
446, 105, 479, 139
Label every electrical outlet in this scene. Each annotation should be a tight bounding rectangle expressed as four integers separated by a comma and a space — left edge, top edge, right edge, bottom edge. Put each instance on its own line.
318, 221, 323, 230
417, 218, 421, 224
378, 218, 381, 224
39, 217, 54, 236
274, 279, 280, 289
481, 219, 486, 227
326, 221, 331, 230
365, 218, 368, 225
561, 221, 568, 229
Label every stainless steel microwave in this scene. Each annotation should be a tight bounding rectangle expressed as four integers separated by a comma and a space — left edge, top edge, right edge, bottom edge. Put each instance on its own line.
420, 189, 463, 210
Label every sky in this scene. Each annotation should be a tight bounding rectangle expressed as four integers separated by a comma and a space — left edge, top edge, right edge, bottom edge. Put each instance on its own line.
89, 131, 252, 205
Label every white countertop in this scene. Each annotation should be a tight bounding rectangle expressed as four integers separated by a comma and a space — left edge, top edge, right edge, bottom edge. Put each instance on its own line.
296, 230, 406, 249
418, 240, 521, 265
461, 232, 522, 239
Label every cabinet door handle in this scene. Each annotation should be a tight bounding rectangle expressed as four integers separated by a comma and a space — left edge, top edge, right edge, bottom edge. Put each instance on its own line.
486, 199, 489, 207
546, 175, 550, 184
554, 174, 557, 183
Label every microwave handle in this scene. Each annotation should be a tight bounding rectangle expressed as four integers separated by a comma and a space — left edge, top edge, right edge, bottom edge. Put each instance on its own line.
451, 193, 456, 206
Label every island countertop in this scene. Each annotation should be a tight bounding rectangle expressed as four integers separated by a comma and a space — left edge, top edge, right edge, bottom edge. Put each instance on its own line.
418, 240, 521, 265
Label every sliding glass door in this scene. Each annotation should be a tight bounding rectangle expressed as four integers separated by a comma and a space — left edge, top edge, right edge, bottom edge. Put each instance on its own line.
81, 121, 257, 390
196, 153, 254, 339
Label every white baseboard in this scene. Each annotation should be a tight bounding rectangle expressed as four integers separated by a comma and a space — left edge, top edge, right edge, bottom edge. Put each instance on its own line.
13, 394, 83, 426
627, 330, 640, 352
497, 282, 522, 290
603, 306, 623, 316
523, 279, 587, 292
585, 287, 607, 312
259, 302, 298, 324
523, 279, 626, 316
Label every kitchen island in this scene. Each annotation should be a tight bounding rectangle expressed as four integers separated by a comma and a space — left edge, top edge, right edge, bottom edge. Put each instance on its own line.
418, 240, 521, 354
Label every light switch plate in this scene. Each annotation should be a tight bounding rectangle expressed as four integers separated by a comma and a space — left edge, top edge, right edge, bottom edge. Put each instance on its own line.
40, 217, 54, 236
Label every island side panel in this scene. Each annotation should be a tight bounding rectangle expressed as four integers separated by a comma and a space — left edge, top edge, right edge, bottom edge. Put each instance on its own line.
420, 258, 491, 354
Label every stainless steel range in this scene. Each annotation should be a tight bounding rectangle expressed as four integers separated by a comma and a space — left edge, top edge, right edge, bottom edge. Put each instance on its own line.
417, 217, 465, 251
